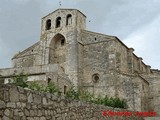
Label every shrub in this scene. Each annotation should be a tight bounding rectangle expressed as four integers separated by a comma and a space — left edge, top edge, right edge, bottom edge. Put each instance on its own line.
45, 82, 59, 94
102, 96, 128, 109
29, 81, 45, 91
93, 95, 103, 105
80, 90, 94, 102
9, 72, 28, 88
66, 87, 80, 100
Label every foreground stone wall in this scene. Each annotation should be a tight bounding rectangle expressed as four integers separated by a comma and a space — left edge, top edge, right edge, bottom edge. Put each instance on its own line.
0, 84, 144, 120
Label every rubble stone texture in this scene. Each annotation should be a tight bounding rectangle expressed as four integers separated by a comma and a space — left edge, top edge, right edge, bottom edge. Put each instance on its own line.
0, 9, 160, 115
0, 84, 144, 120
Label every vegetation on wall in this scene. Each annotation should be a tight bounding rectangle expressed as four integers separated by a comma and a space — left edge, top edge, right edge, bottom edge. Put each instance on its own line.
8, 72, 128, 109
9, 72, 60, 94
29, 81, 60, 95
0, 74, 4, 84
9, 72, 28, 88
66, 87, 128, 109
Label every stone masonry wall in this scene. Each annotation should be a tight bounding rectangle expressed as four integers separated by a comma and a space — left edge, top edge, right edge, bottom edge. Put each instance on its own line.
142, 70, 160, 116
0, 84, 144, 120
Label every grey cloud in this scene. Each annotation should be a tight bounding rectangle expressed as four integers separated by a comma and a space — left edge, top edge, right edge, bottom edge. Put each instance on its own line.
0, 0, 41, 67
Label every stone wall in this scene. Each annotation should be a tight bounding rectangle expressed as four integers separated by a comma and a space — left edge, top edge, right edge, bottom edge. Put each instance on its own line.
142, 70, 160, 116
12, 42, 41, 68
79, 30, 150, 111
0, 84, 144, 120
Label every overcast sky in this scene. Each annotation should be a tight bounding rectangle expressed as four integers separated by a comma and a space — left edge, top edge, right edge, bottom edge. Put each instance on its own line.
0, 0, 160, 69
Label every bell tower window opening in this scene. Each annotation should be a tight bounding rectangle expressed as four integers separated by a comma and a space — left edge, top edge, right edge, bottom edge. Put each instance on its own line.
66, 14, 72, 26
56, 17, 61, 28
46, 19, 51, 30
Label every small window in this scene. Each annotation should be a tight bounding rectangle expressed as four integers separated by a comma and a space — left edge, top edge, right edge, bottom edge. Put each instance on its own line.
95, 38, 97, 41
61, 66, 65, 72
61, 39, 65, 46
92, 74, 100, 83
46, 19, 51, 30
56, 17, 61, 28
47, 78, 51, 84
64, 85, 67, 94
66, 14, 72, 26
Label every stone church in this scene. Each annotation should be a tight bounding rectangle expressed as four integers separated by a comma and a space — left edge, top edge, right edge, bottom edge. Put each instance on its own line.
0, 9, 160, 114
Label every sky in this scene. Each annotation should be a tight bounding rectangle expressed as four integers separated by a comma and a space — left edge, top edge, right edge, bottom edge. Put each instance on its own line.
0, 0, 160, 69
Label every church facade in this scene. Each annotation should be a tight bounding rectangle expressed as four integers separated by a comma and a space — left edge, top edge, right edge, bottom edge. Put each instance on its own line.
0, 9, 160, 114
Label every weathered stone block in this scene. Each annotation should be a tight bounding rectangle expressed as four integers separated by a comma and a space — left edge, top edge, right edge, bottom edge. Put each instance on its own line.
6, 103, 16, 108
18, 111, 24, 116
21, 116, 26, 120
39, 117, 46, 120
34, 117, 39, 120
24, 109, 29, 116
33, 94, 41, 104
4, 109, 9, 117
42, 97, 47, 105
28, 93, 33, 103
2, 116, 9, 120
30, 110, 35, 117
14, 109, 19, 116
37, 110, 42, 117
0, 100, 6, 108
20, 94, 27, 102
3, 92, 9, 102
18, 86, 24, 93
9, 87, 19, 102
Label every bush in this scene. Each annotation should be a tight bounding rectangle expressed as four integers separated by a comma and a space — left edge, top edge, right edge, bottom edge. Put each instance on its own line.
9, 72, 28, 88
103, 96, 128, 108
93, 95, 103, 105
66, 87, 81, 100
80, 90, 94, 102
29, 81, 45, 91
45, 82, 59, 94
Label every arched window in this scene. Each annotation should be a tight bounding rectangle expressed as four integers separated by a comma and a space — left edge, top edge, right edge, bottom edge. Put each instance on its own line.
56, 17, 61, 28
66, 14, 72, 26
46, 19, 51, 30
61, 39, 65, 46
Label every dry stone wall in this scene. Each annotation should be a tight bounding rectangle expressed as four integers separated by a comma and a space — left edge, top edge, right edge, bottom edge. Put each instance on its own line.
0, 84, 144, 120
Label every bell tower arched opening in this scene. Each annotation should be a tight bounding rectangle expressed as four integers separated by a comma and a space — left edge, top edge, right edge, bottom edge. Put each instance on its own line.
66, 14, 72, 26
46, 19, 51, 30
49, 34, 66, 70
56, 17, 61, 28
